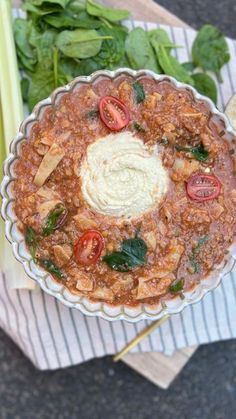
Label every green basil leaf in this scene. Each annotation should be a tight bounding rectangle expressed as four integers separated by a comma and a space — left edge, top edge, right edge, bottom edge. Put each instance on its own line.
42, 204, 66, 236
158, 45, 194, 85
103, 236, 147, 272
169, 278, 184, 293
56, 29, 112, 58
133, 122, 146, 132
39, 259, 65, 278
86, 0, 129, 22
175, 143, 209, 161
122, 237, 147, 265
192, 73, 217, 104
192, 24, 230, 82
125, 27, 160, 73
103, 252, 134, 272
132, 82, 145, 103
85, 109, 99, 118
190, 235, 209, 273
191, 143, 209, 161
25, 226, 38, 261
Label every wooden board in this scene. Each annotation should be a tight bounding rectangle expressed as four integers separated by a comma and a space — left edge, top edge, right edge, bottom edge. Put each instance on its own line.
13, 0, 197, 389
123, 347, 197, 389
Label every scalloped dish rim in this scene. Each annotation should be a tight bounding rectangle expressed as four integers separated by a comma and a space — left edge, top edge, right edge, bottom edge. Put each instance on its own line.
1, 68, 236, 322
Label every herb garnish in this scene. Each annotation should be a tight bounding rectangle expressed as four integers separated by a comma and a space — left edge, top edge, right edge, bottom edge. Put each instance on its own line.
42, 204, 67, 236
190, 235, 209, 273
39, 259, 65, 279
133, 122, 146, 132
175, 143, 209, 161
85, 109, 99, 119
169, 278, 184, 293
132, 82, 145, 103
25, 226, 38, 262
103, 235, 147, 272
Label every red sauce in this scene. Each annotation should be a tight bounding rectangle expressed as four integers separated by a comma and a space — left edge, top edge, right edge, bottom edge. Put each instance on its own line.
13, 75, 236, 306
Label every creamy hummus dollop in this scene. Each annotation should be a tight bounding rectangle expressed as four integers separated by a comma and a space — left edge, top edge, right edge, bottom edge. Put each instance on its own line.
80, 132, 169, 218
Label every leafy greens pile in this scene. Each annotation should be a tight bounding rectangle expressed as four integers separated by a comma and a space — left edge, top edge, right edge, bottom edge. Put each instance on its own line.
14, 0, 230, 110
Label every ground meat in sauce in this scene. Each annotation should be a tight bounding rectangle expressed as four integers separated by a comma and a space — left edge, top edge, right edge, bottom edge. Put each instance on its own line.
13, 75, 236, 306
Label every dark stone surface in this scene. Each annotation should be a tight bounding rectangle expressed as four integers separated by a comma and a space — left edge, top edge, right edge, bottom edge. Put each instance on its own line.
0, 328, 236, 419
156, 0, 236, 38
1, 2, 236, 418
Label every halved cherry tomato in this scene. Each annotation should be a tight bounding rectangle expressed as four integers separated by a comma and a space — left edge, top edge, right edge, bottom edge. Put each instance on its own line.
187, 173, 221, 201
99, 96, 130, 131
74, 230, 105, 265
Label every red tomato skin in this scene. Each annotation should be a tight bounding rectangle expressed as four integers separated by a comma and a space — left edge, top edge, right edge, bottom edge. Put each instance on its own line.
74, 230, 105, 266
186, 174, 221, 202
99, 96, 130, 131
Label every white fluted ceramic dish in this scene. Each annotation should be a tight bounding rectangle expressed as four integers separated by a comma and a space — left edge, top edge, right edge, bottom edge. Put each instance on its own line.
1, 68, 236, 322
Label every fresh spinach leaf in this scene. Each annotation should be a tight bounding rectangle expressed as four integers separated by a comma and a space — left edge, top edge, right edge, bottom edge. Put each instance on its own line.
103, 236, 147, 272
192, 73, 217, 104
94, 26, 127, 68
169, 278, 184, 293
13, 18, 37, 72
42, 204, 67, 236
23, 0, 60, 16
158, 45, 194, 85
125, 27, 160, 73
28, 62, 68, 111
190, 235, 209, 274
56, 29, 112, 58
182, 61, 196, 72
58, 57, 81, 78
25, 226, 38, 261
76, 57, 102, 75
192, 24, 230, 82
30, 0, 70, 8
21, 78, 30, 102
133, 122, 146, 132
148, 28, 181, 54
39, 259, 65, 278
86, 0, 129, 22
44, 12, 101, 29
29, 27, 57, 66
132, 82, 145, 103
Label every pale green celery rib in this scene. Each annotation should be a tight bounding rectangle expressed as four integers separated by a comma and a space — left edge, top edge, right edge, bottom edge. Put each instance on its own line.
0, 1, 35, 288
0, 0, 24, 149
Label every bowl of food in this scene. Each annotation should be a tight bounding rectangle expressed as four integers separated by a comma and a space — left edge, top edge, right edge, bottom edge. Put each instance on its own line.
1, 68, 236, 321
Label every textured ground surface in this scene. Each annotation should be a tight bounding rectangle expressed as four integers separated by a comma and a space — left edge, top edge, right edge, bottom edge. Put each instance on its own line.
1, 1, 236, 418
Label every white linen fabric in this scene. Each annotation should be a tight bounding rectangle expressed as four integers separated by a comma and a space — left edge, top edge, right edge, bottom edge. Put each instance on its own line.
1, 16, 236, 370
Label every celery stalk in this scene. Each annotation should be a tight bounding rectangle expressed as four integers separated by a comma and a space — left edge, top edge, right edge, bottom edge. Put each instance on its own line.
0, 1, 35, 289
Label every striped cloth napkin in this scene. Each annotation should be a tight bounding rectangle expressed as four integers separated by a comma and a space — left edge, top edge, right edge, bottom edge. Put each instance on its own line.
1, 20, 236, 370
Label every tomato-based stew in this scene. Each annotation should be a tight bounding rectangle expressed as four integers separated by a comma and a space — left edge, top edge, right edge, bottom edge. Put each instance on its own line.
14, 75, 236, 305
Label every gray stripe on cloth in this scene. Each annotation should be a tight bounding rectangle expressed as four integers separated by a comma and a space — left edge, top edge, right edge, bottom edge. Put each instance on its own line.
41, 291, 62, 368
29, 292, 50, 368
55, 299, 73, 364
